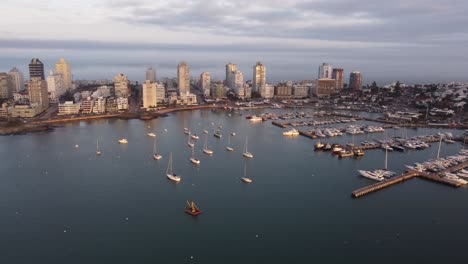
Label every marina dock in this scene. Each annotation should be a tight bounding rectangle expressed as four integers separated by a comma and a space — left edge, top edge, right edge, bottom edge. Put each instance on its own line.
352, 161, 468, 198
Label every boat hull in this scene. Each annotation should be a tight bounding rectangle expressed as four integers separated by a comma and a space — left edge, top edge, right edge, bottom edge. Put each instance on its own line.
167, 174, 181, 182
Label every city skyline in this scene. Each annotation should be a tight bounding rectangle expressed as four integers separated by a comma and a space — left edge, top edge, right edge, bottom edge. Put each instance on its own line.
0, 1, 467, 83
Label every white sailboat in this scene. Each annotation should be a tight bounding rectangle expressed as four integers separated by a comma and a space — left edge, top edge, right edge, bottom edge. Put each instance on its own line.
203, 133, 214, 155
152, 138, 162, 160
166, 152, 181, 182
241, 161, 253, 183
189, 147, 201, 165
226, 134, 234, 151
187, 132, 195, 148
118, 138, 128, 144
242, 136, 253, 158
147, 132, 156, 138
95, 139, 102, 156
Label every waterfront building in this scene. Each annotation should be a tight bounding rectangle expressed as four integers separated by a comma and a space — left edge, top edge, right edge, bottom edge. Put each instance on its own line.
232, 70, 244, 96
177, 61, 190, 95
58, 101, 81, 115
244, 85, 252, 99
8, 67, 24, 92
314, 78, 336, 97
318, 63, 333, 79
114, 73, 129, 98
29, 58, 45, 80
106, 97, 118, 113
81, 97, 94, 114
0, 73, 13, 99
93, 86, 111, 98
55, 58, 72, 91
142, 80, 158, 109
332, 68, 344, 91
275, 85, 292, 99
226, 63, 237, 89
28, 78, 49, 111
13, 91, 29, 103
253, 62, 266, 93
180, 92, 197, 105
10, 103, 43, 118
211, 82, 226, 99
146, 67, 156, 83
47, 70, 65, 103
155, 82, 166, 103
199, 72, 211, 97
349, 71, 363, 91
117, 97, 129, 111
293, 84, 309, 98
260, 84, 274, 99
93, 97, 106, 114
0, 103, 8, 119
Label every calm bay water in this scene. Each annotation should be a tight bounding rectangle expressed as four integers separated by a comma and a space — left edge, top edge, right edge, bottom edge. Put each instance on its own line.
0, 109, 467, 264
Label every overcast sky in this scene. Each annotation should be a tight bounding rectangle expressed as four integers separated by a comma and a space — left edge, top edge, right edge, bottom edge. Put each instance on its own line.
1, 0, 467, 84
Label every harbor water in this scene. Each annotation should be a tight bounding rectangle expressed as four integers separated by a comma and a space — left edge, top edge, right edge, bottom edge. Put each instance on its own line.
0, 109, 467, 263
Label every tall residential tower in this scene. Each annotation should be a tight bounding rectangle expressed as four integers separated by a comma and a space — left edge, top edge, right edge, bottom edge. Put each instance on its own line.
55, 58, 72, 91
177, 61, 190, 95
253, 62, 266, 93
349, 71, 363, 91
29, 58, 45, 80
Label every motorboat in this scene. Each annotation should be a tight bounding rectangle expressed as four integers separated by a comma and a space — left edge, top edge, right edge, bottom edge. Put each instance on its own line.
118, 139, 128, 144
283, 128, 300, 136
147, 132, 156, 138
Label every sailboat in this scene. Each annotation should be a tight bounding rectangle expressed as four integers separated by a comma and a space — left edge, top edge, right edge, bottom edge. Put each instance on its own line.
166, 152, 181, 182
189, 147, 200, 165
203, 133, 214, 155
152, 138, 162, 160
226, 134, 234, 151
187, 132, 195, 148
241, 161, 253, 183
242, 136, 253, 158
95, 139, 102, 156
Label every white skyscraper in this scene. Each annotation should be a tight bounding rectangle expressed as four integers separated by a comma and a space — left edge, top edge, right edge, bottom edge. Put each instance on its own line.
233, 70, 244, 96
318, 63, 333, 79
253, 62, 266, 93
8, 67, 24, 92
47, 70, 65, 103
199, 72, 211, 97
142, 80, 157, 109
114, 73, 129, 98
55, 58, 72, 91
155, 82, 166, 103
146, 67, 156, 83
177, 61, 190, 95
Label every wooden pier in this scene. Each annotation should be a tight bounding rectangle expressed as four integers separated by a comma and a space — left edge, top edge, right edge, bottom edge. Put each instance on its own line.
352, 161, 468, 198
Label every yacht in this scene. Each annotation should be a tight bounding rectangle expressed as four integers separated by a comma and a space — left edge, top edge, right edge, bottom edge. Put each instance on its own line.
332, 146, 343, 154
358, 170, 385, 181
152, 138, 162, 160
118, 139, 128, 144
95, 139, 102, 156
166, 153, 181, 182
339, 150, 354, 158
231, 132, 236, 136
241, 162, 253, 183
191, 134, 200, 140
444, 138, 455, 144
353, 148, 365, 156
283, 128, 300, 136
249, 116, 263, 122
189, 148, 200, 165
183, 128, 190, 134
323, 144, 332, 151
203, 130, 209, 134
226, 134, 234, 151
314, 141, 325, 150
187, 133, 195, 148
242, 136, 254, 158
214, 130, 223, 138
147, 132, 156, 138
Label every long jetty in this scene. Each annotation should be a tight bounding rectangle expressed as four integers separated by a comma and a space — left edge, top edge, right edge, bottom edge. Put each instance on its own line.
352, 161, 468, 198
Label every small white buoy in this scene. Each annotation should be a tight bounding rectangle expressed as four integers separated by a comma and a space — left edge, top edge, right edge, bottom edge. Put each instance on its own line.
125, 217, 129, 220
164, 129, 167, 132
63, 230, 67, 233
256, 234, 259, 238
75, 144, 79, 148
190, 256, 194, 259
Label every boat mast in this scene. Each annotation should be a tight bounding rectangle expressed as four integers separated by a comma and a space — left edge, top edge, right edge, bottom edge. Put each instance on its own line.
204, 133, 208, 150
245, 136, 248, 152
228, 134, 231, 147
385, 147, 388, 170
153, 138, 157, 153
437, 137, 442, 159
167, 153, 172, 174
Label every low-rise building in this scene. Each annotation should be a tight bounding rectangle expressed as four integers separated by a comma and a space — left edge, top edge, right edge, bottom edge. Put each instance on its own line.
106, 97, 117, 113
117, 97, 129, 111
180, 92, 197, 105
275, 86, 292, 98
156, 82, 166, 103
81, 97, 94, 114
314, 78, 336, 97
10, 103, 43, 118
13, 91, 29, 103
260, 84, 274, 99
58, 101, 81, 115
93, 97, 106, 114
0, 103, 9, 119
293, 85, 309, 98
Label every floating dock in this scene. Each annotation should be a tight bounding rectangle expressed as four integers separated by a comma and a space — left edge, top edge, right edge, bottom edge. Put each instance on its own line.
352, 161, 468, 198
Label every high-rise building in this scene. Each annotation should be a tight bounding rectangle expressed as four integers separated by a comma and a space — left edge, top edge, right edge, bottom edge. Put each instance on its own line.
55, 58, 72, 91
226, 63, 237, 89
142, 80, 157, 109
211, 82, 226, 99
0, 73, 13, 99
146, 67, 156, 83
8, 67, 24, 92
349, 71, 363, 91
114, 73, 129, 98
233, 70, 244, 96
177, 61, 190, 95
332, 68, 344, 91
29, 58, 45, 80
318, 63, 333, 79
47, 70, 65, 103
28, 78, 49, 110
199, 72, 211, 97
155, 82, 166, 103
253, 62, 266, 93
